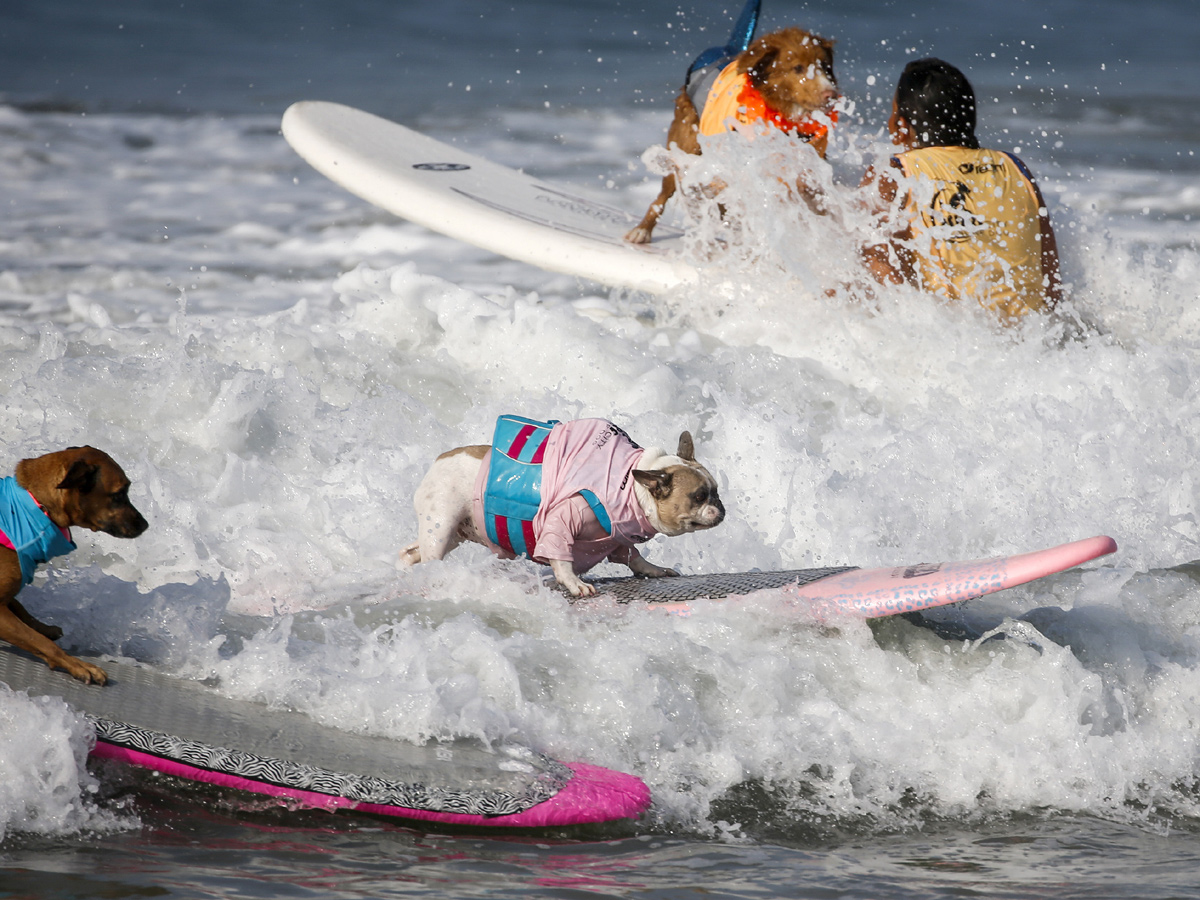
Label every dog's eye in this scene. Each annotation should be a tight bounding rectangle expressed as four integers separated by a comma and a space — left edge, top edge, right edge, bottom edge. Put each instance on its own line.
691, 487, 710, 504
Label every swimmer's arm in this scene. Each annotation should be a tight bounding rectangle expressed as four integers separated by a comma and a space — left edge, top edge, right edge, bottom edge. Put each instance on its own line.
1031, 181, 1064, 311
859, 163, 913, 286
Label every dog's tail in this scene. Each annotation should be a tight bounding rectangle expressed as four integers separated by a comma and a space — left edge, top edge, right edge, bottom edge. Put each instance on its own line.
685, 0, 761, 79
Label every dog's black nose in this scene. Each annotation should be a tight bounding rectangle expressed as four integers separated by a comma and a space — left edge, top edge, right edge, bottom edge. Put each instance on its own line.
108, 510, 149, 539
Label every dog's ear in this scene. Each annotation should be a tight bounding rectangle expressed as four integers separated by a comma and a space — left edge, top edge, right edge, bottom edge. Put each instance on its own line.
58, 460, 100, 494
676, 431, 696, 462
820, 37, 836, 66
747, 47, 780, 86
633, 469, 674, 499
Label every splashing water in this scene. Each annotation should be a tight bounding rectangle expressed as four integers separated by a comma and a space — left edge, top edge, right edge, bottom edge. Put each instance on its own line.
1, 47, 1200, 843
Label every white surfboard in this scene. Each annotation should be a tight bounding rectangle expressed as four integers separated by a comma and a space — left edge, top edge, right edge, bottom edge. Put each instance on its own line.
281, 101, 697, 294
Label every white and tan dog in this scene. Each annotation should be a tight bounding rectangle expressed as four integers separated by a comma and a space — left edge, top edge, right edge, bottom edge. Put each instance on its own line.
401, 418, 725, 597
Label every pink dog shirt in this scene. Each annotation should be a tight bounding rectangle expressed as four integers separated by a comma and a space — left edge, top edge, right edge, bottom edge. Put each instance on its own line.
473, 419, 657, 572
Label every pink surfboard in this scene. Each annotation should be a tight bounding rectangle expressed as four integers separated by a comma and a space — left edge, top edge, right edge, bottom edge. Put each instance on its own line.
0, 645, 649, 828
582, 535, 1118, 618
787, 534, 1118, 618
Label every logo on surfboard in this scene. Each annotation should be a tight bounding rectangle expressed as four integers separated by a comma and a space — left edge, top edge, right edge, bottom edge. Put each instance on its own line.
413, 162, 471, 172
894, 563, 942, 579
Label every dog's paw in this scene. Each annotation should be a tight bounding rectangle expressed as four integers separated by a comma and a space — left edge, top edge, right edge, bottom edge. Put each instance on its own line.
62, 657, 108, 685
624, 225, 653, 244
628, 557, 680, 579
566, 580, 597, 598
398, 543, 422, 566
549, 560, 595, 597
643, 565, 680, 579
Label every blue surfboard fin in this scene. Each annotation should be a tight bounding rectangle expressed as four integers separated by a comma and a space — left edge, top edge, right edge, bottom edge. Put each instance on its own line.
685, 0, 762, 79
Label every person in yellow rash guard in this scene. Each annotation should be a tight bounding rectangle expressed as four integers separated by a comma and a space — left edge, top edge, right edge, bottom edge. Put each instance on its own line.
861, 58, 1063, 318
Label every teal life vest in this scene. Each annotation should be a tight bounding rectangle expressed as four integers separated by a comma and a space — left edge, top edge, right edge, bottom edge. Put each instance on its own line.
482, 415, 612, 559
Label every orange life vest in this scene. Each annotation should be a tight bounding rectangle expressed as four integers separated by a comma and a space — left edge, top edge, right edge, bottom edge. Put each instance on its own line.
697, 59, 834, 143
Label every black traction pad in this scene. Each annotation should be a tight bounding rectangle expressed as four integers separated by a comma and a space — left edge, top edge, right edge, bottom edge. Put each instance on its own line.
580, 567, 858, 603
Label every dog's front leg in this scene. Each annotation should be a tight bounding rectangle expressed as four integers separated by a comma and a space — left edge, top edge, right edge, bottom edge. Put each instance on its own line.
625, 171, 677, 244
9, 597, 63, 640
548, 559, 595, 598
626, 87, 701, 244
627, 554, 680, 579
0, 603, 107, 684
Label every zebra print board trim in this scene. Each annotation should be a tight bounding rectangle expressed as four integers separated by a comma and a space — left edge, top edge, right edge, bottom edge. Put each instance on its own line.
89, 715, 572, 817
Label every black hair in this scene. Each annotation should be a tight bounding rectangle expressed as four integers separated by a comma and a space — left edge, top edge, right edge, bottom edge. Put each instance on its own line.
895, 58, 979, 149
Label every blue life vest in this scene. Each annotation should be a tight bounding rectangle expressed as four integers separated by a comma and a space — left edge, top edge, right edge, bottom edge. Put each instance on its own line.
482, 416, 611, 560
0, 476, 76, 584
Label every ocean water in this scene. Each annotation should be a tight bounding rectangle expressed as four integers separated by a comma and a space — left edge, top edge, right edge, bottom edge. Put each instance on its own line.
2, 0, 1200, 897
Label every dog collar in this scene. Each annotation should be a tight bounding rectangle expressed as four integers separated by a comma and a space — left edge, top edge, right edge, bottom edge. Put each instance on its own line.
0, 476, 76, 584
736, 76, 838, 142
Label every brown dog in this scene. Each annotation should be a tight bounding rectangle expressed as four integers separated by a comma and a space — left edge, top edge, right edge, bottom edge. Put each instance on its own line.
625, 26, 838, 245
0, 447, 148, 684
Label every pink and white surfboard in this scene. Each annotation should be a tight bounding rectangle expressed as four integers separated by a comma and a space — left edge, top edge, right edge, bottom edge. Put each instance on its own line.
581, 535, 1118, 618
788, 535, 1118, 618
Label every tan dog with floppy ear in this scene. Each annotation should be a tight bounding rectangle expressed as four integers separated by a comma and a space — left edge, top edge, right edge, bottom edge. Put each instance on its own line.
0, 446, 149, 684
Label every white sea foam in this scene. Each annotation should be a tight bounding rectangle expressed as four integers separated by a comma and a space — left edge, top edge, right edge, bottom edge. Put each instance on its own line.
0, 687, 130, 840
2, 98, 1200, 836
